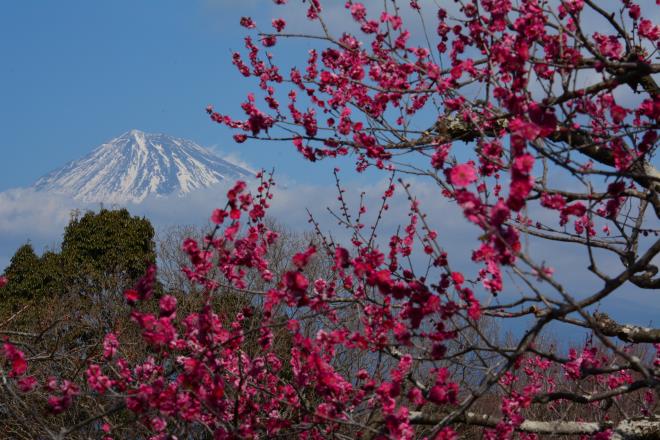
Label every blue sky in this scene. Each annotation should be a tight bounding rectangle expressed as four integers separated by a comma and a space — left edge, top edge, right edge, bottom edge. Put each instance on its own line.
0, 1, 349, 191
0, 1, 658, 333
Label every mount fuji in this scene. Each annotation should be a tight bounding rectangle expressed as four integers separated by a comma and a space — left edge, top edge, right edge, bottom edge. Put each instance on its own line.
33, 129, 254, 204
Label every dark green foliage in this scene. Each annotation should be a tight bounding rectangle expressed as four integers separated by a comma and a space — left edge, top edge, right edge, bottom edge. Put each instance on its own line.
60, 208, 156, 292
1, 209, 156, 309
39, 250, 64, 295
1, 243, 42, 300
0, 245, 65, 315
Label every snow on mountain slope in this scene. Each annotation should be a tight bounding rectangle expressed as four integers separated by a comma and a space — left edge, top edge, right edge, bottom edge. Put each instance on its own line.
33, 129, 254, 204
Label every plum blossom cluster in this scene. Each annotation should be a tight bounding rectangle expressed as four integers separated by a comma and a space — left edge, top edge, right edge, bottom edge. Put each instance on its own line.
1, 0, 659, 438
202, 0, 658, 436
210, 0, 658, 301
2, 171, 480, 438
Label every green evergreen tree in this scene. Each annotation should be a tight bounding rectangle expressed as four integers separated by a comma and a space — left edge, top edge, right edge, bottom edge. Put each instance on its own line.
1, 208, 157, 307
60, 208, 157, 293
1, 243, 42, 301
38, 250, 65, 296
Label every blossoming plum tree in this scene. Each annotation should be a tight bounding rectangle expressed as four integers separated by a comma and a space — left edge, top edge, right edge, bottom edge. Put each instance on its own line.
2, 1, 660, 439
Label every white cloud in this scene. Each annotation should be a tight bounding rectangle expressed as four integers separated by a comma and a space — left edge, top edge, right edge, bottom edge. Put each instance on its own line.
0, 188, 73, 261
0, 188, 75, 237
1, 174, 657, 327
0, 188, 81, 269
0, 177, 470, 269
207, 144, 259, 174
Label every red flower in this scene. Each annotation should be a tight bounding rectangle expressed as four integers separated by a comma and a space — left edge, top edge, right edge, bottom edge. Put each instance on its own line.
210, 208, 228, 225
512, 154, 535, 174
123, 288, 139, 304
3, 343, 27, 377
272, 18, 286, 32
349, 2, 367, 21
334, 247, 350, 268
292, 246, 316, 269
431, 144, 450, 169
449, 163, 477, 188
450, 272, 464, 286
239, 17, 256, 29
261, 35, 277, 47
639, 19, 660, 41
17, 375, 38, 392
628, 4, 641, 20
428, 383, 457, 405
284, 271, 309, 294
159, 295, 177, 318
102, 333, 119, 359
509, 117, 541, 140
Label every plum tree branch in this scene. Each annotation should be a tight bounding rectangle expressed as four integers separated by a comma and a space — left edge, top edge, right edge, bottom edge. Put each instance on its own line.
410, 411, 660, 439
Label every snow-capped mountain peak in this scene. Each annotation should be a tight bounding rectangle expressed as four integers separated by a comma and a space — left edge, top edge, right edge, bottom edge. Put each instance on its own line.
33, 130, 253, 204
